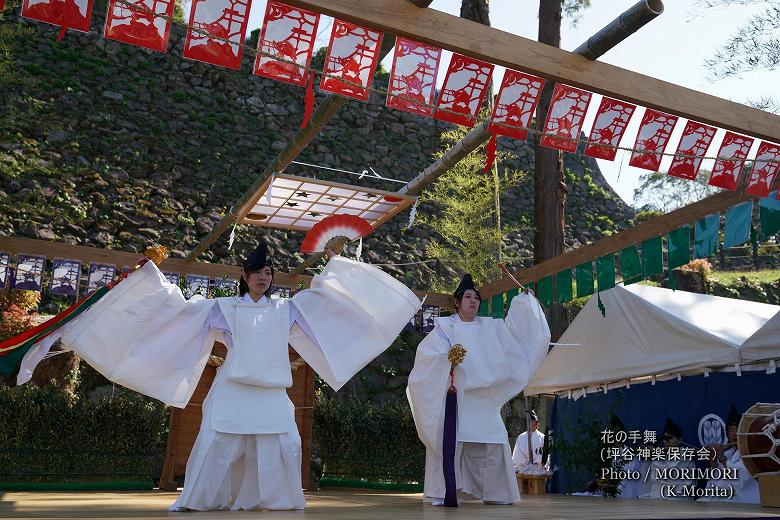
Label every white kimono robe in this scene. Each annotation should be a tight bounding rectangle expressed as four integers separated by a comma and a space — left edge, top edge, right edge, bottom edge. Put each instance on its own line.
406, 293, 550, 504
19, 256, 421, 511
512, 430, 546, 467
640, 456, 696, 500
700, 446, 760, 504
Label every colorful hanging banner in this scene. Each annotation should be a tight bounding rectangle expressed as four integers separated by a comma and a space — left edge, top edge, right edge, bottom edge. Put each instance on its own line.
708, 131, 754, 191
162, 271, 181, 286
759, 192, 780, 239
13, 255, 46, 292
183, 0, 252, 70
584, 97, 637, 160
253, 1, 319, 87
745, 141, 780, 197
619, 246, 643, 285
641, 236, 663, 277
595, 254, 616, 291
667, 226, 691, 270
104, 0, 175, 52
694, 214, 720, 258
434, 54, 494, 127
87, 263, 116, 292
556, 269, 573, 303
504, 287, 519, 315
319, 19, 382, 101
724, 201, 753, 249
629, 109, 678, 171
386, 37, 441, 117
50, 258, 81, 297
575, 262, 594, 298
270, 285, 292, 298
22, 0, 94, 35
478, 297, 489, 317
540, 84, 592, 153
667, 121, 716, 180
489, 69, 544, 140
491, 293, 504, 318
537, 276, 554, 307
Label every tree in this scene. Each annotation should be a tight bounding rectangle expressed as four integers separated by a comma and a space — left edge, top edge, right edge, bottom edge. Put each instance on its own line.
533, 0, 590, 340
697, 0, 780, 113
633, 170, 719, 212
416, 126, 527, 292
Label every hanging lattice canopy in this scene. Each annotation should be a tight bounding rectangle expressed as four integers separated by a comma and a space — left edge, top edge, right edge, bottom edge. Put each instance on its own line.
243, 174, 416, 232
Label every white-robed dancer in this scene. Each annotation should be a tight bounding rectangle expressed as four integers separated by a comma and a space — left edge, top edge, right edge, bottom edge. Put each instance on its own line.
18, 240, 421, 511
406, 274, 550, 505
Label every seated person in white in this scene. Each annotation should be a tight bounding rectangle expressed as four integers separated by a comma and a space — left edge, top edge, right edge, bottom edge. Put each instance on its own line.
700, 404, 760, 504
407, 274, 550, 506
18, 240, 421, 511
512, 409, 547, 469
640, 417, 695, 500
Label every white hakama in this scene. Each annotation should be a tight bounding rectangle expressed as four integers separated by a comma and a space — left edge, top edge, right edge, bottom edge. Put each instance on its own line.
407, 293, 550, 504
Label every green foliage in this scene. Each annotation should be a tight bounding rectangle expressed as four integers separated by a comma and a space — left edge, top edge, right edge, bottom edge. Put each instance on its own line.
0, 384, 169, 484
416, 126, 529, 291
0, 7, 32, 88
633, 209, 664, 225
633, 170, 718, 212
313, 393, 424, 482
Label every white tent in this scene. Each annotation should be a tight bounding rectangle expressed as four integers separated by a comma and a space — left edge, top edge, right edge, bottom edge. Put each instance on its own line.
525, 284, 780, 397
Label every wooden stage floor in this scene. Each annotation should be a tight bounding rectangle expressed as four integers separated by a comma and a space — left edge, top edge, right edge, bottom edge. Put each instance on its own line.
1, 489, 778, 520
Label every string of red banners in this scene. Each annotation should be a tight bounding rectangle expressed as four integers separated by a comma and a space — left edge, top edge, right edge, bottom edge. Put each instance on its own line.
11, 0, 780, 199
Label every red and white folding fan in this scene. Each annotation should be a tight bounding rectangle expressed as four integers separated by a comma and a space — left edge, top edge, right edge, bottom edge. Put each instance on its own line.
300, 214, 373, 253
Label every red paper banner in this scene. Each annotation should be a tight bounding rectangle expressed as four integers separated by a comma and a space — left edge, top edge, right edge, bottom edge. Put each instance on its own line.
319, 20, 382, 101
1, 0, 5, 11
433, 54, 493, 127
584, 97, 637, 160
708, 131, 755, 191
667, 121, 717, 180
540, 84, 592, 153
386, 37, 441, 117
628, 109, 679, 171
745, 141, 780, 197
183, 0, 252, 70
253, 1, 319, 87
488, 70, 544, 140
22, 0, 93, 33
104, 0, 175, 52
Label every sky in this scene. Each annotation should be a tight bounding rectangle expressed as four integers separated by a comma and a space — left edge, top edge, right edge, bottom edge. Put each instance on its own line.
186, 0, 779, 206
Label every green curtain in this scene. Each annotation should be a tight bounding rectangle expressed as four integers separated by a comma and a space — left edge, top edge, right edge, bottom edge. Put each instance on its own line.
760, 191, 780, 239
537, 276, 554, 307
491, 293, 504, 318
724, 201, 753, 249
596, 254, 616, 291
694, 214, 720, 258
641, 236, 664, 277
556, 269, 573, 303
668, 225, 691, 270
619, 245, 643, 285
504, 288, 519, 316
576, 262, 594, 298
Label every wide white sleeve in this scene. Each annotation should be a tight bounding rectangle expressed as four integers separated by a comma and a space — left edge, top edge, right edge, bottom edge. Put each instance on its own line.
493, 292, 551, 404
60, 261, 218, 408
289, 256, 421, 391
406, 327, 450, 455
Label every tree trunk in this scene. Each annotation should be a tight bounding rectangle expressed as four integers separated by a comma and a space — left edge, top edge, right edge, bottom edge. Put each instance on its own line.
460, 0, 490, 25
535, 0, 568, 341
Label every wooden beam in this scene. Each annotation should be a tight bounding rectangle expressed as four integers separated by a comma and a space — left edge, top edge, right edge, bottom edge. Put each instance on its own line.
285, 0, 780, 143
0, 236, 454, 307
479, 189, 761, 298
